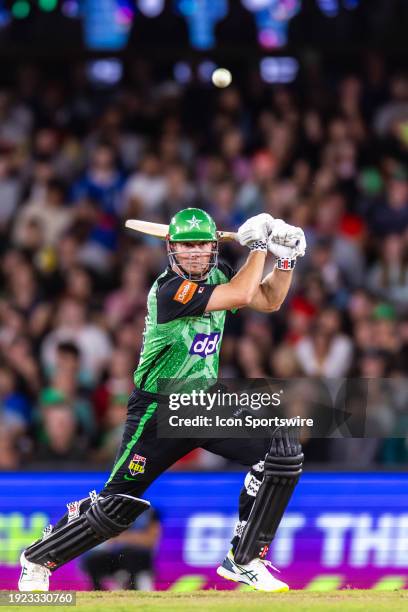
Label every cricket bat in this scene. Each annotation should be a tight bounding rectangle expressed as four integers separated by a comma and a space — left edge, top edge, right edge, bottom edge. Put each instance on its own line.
125, 219, 238, 242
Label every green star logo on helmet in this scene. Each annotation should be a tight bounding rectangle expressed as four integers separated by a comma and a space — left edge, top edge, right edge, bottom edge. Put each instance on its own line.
186, 215, 202, 230
168, 208, 217, 242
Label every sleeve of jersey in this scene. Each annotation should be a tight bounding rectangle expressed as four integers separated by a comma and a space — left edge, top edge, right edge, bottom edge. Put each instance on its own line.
157, 279, 217, 324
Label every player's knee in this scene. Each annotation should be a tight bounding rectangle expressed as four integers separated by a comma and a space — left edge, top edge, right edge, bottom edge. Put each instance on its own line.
264, 452, 304, 480
100, 480, 149, 501
86, 494, 149, 539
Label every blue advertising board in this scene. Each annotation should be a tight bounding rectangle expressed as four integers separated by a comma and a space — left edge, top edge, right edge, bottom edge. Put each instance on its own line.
0, 472, 407, 590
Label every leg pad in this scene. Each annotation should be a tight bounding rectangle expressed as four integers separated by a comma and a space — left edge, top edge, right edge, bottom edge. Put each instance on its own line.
234, 451, 303, 564
25, 494, 150, 571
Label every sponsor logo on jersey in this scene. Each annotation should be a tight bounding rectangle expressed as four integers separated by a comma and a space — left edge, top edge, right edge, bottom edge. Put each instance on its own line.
173, 280, 198, 304
128, 453, 147, 476
189, 332, 220, 357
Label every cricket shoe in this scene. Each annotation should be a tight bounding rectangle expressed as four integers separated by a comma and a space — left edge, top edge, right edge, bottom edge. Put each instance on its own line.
18, 552, 50, 591
216, 549, 289, 592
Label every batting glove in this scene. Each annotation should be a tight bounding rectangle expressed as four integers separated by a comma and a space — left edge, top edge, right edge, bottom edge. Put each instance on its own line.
269, 220, 307, 258
237, 214, 275, 251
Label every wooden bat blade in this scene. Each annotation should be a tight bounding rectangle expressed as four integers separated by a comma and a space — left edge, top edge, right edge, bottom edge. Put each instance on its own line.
125, 220, 168, 239
125, 219, 237, 242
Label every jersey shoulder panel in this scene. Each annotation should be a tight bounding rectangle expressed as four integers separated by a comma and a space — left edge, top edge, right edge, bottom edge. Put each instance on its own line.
156, 270, 216, 324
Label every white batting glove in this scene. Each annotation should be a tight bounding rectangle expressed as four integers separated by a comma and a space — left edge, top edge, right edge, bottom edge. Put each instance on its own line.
269, 220, 307, 258
237, 213, 274, 250
267, 241, 297, 259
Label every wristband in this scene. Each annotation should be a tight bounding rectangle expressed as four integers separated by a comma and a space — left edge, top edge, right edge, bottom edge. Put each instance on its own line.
276, 257, 296, 270
249, 240, 267, 253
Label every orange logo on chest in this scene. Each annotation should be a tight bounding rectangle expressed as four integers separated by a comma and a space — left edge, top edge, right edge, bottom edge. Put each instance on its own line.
173, 280, 198, 304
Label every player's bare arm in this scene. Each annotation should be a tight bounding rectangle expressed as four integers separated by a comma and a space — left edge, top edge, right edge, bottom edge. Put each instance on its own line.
248, 268, 294, 313
206, 250, 266, 311
208, 215, 307, 314
206, 213, 271, 312
249, 219, 307, 313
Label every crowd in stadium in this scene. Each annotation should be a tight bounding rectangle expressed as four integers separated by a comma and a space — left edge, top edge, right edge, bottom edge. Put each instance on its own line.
0, 56, 407, 470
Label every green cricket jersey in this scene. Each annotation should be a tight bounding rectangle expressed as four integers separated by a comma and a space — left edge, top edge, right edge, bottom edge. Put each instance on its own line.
133, 262, 235, 393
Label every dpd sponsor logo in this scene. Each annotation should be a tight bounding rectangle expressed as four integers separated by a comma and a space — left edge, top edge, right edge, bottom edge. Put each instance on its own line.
189, 332, 220, 357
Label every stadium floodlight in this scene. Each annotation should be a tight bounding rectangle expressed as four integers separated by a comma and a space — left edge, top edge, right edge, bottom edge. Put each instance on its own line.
38, 0, 58, 11
138, 0, 165, 17
11, 0, 30, 18
260, 56, 299, 83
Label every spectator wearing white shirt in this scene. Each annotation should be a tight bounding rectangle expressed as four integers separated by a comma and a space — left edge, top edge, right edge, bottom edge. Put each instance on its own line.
296, 308, 353, 377
13, 178, 72, 247
41, 298, 112, 387
123, 153, 167, 217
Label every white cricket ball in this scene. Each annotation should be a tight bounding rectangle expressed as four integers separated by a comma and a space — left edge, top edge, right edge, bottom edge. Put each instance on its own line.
212, 68, 232, 88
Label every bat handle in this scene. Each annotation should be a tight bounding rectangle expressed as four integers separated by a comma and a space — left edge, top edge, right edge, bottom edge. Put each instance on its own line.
217, 231, 238, 242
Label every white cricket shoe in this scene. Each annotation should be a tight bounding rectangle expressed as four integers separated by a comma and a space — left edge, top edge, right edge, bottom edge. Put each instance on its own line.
217, 549, 289, 592
18, 552, 50, 591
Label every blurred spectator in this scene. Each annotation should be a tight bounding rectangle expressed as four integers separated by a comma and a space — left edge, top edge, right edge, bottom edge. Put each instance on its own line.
295, 309, 353, 377
91, 393, 127, 464
270, 344, 300, 378
13, 178, 72, 247
44, 341, 95, 436
104, 263, 147, 330
374, 74, 408, 137
0, 152, 21, 235
35, 394, 89, 463
6, 335, 42, 397
0, 423, 22, 468
160, 163, 197, 218
123, 153, 167, 217
0, 363, 31, 432
41, 298, 112, 385
0, 89, 33, 148
64, 266, 95, 303
92, 348, 135, 425
367, 233, 408, 310
364, 167, 408, 236
72, 143, 125, 217
24, 155, 56, 205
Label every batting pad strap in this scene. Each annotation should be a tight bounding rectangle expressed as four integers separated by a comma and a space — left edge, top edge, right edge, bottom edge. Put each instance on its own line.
25, 494, 150, 571
234, 453, 303, 565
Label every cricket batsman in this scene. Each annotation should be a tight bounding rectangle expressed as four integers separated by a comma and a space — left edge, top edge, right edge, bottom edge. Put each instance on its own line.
19, 208, 306, 592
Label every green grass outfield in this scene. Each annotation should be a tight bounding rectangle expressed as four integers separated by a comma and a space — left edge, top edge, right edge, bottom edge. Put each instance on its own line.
3, 591, 408, 612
